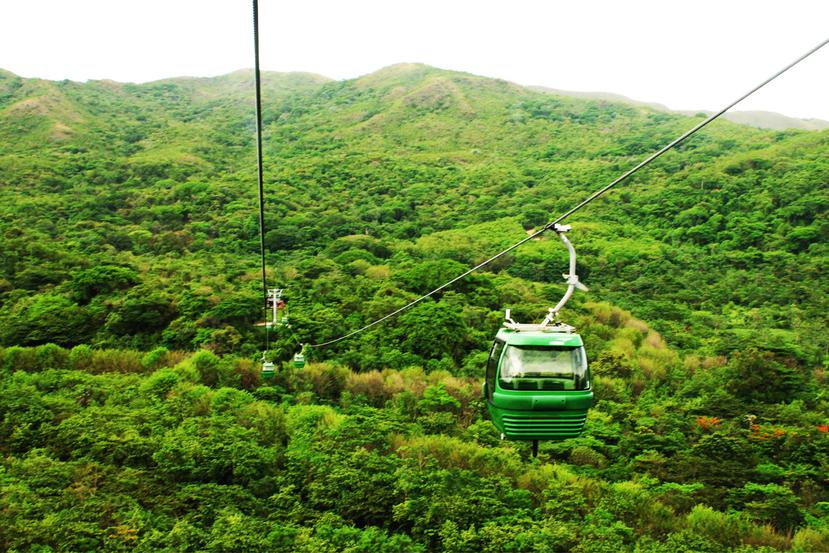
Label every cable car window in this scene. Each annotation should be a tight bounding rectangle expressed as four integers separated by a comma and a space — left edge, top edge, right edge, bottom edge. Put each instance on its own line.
486, 340, 505, 400
498, 345, 589, 391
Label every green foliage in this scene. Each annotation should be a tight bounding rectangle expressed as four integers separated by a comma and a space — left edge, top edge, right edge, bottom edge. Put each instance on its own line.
139, 367, 180, 398
105, 286, 177, 337
69, 265, 139, 304
792, 527, 829, 552
0, 65, 827, 551
727, 348, 805, 404
418, 383, 462, 414
397, 300, 468, 363
189, 349, 228, 387
727, 482, 804, 532
68, 344, 94, 370
1, 65, 825, 368
3, 345, 38, 371
0, 350, 826, 551
141, 345, 170, 370
1, 294, 93, 346
34, 343, 68, 370
686, 505, 753, 549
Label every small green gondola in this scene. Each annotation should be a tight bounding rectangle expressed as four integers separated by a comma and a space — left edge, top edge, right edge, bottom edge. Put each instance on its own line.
261, 360, 275, 379
292, 348, 306, 369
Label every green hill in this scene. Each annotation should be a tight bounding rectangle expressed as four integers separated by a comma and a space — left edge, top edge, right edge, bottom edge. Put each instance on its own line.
0, 64, 827, 551
0, 63, 825, 361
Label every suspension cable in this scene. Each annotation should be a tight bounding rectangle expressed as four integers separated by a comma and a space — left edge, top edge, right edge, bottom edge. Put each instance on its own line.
304, 37, 828, 349
253, 0, 268, 314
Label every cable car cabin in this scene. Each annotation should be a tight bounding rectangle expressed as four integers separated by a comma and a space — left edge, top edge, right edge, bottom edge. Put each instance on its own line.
484, 328, 592, 441
261, 361, 275, 379
292, 352, 305, 369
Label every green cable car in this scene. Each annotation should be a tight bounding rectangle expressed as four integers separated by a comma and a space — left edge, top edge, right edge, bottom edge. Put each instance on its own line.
261, 360, 275, 379
484, 327, 592, 441
484, 224, 592, 454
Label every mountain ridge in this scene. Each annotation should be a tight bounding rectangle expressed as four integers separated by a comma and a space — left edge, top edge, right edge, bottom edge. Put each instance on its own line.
529, 84, 829, 131
4, 63, 825, 131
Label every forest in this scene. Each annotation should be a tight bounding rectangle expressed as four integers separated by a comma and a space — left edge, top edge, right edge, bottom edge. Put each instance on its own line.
0, 63, 827, 551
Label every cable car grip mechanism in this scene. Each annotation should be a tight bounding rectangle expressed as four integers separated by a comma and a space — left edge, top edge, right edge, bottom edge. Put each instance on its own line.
503, 224, 587, 332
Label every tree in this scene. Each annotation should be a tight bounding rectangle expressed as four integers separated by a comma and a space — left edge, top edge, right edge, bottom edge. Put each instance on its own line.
727, 348, 804, 404
69, 265, 139, 304
397, 300, 468, 363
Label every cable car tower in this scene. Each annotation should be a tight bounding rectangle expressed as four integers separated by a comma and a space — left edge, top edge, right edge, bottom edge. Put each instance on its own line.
259, 289, 284, 380
267, 288, 289, 327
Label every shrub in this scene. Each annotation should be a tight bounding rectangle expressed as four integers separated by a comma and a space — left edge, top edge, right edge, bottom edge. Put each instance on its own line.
588, 302, 631, 328
389, 390, 419, 419
569, 446, 608, 468
346, 371, 390, 406
304, 363, 350, 402
517, 463, 578, 502
418, 383, 461, 415
190, 350, 223, 386
599, 481, 676, 538
140, 368, 180, 398
68, 344, 94, 370
35, 343, 68, 370
727, 348, 804, 404
239, 401, 287, 446
637, 342, 678, 380
653, 530, 726, 553
285, 404, 344, 437
142, 346, 170, 370
653, 482, 705, 515
740, 523, 788, 551
232, 357, 260, 390
395, 435, 522, 478
417, 412, 458, 435
593, 375, 629, 403
459, 350, 489, 377
727, 482, 804, 532
251, 385, 283, 403
69, 265, 139, 303
687, 505, 752, 549
88, 349, 144, 373
210, 387, 255, 414
591, 351, 634, 379
3, 346, 39, 372
792, 527, 829, 552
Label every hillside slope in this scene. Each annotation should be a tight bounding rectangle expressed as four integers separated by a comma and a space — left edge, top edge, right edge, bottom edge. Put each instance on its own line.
0, 64, 827, 552
0, 64, 825, 363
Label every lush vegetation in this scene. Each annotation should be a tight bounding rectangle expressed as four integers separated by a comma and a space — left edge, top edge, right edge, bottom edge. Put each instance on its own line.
0, 63, 827, 551
1, 333, 828, 552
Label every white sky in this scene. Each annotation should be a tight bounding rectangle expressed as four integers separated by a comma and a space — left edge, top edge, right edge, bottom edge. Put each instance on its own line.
1, 0, 828, 120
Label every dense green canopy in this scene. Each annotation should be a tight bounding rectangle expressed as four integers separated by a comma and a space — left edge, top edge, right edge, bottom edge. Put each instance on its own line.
0, 64, 827, 551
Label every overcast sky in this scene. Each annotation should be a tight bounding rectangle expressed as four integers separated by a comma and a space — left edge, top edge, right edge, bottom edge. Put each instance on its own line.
1, 0, 827, 120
